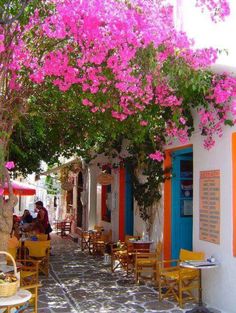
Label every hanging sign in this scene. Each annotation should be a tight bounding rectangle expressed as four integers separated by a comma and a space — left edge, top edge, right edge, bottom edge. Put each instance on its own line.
97, 173, 114, 185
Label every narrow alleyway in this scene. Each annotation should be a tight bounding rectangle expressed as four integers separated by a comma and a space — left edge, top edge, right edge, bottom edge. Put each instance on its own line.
35, 234, 219, 313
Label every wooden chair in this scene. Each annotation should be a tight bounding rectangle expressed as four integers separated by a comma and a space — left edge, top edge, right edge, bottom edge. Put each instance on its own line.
94, 225, 104, 232
20, 283, 42, 313
93, 230, 112, 255
24, 240, 51, 277
60, 221, 72, 237
110, 235, 140, 274
88, 231, 103, 254
7, 236, 20, 261
159, 248, 205, 308
110, 241, 128, 272
7, 239, 40, 288
134, 241, 162, 284
81, 230, 90, 251
18, 258, 41, 287
36, 234, 48, 241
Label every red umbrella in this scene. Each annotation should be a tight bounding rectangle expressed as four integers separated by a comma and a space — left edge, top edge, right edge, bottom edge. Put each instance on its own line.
4, 181, 36, 196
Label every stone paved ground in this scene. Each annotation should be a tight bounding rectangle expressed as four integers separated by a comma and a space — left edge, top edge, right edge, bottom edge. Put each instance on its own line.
27, 234, 220, 313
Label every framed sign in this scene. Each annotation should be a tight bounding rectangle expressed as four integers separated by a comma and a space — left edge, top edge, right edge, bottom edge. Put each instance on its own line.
199, 170, 220, 244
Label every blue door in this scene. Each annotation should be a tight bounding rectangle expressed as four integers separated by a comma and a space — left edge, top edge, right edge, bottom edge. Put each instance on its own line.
171, 148, 193, 259
125, 165, 133, 235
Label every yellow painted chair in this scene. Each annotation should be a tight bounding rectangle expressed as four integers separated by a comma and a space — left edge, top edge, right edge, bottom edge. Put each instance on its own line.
24, 240, 51, 277
36, 234, 48, 241
134, 241, 162, 284
159, 248, 205, 308
20, 283, 42, 313
81, 230, 90, 251
110, 241, 128, 272
110, 235, 140, 274
94, 225, 104, 232
7, 238, 40, 287
93, 229, 112, 255
7, 236, 20, 260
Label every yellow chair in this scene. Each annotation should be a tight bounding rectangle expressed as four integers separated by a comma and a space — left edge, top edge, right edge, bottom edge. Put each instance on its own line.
36, 234, 48, 241
159, 248, 205, 308
110, 241, 128, 272
81, 230, 90, 251
19, 259, 41, 286
94, 225, 104, 232
20, 283, 42, 313
93, 230, 112, 255
24, 240, 51, 277
7, 236, 20, 261
7, 238, 40, 287
110, 235, 140, 274
134, 241, 162, 284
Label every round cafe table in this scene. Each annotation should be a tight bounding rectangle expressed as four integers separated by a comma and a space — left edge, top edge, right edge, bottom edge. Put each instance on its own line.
131, 240, 153, 252
180, 260, 219, 313
0, 289, 31, 313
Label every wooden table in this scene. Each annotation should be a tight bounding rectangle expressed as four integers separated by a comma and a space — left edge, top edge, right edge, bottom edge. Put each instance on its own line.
0, 289, 31, 313
131, 240, 153, 252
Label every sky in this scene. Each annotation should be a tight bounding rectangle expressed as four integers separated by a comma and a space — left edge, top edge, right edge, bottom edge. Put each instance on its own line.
174, 0, 236, 68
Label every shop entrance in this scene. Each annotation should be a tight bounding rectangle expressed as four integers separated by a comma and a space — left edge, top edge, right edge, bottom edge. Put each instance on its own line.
171, 148, 193, 259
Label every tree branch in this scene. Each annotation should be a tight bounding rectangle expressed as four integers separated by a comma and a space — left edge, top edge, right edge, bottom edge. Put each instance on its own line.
0, 0, 31, 25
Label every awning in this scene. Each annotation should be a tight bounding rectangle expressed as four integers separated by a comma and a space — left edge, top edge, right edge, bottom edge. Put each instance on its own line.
4, 181, 36, 196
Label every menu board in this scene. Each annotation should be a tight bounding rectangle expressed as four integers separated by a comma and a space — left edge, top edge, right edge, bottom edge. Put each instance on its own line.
199, 170, 220, 244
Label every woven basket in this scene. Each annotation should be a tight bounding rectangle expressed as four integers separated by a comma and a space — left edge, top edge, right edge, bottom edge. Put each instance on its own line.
0, 251, 18, 297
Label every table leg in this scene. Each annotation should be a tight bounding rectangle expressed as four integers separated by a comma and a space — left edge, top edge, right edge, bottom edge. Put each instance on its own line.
186, 269, 213, 313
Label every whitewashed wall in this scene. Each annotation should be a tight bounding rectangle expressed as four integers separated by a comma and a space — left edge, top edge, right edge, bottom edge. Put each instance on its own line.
192, 125, 236, 313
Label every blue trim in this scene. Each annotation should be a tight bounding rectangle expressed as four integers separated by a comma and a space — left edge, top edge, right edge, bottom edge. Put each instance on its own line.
171, 147, 193, 259
125, 166, 133, 235
172, 147, 193, 157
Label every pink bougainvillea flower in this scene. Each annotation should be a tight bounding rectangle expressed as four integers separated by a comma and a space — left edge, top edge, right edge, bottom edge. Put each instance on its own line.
149, 151, 164, 162
0, 188, 4, 196
5, 161, 15, 170
232, 100, 236, 116
140, 120, 148, 126
179, 117, 186, 125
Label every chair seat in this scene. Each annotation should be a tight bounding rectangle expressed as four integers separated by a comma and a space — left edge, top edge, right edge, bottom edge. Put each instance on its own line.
162, 268, 198, 280
137, 259, 156, 266
21, 270, 37, 278
159, 249, 205, 308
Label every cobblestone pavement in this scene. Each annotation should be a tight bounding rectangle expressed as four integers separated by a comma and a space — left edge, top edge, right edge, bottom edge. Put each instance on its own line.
31, 234, 220, 313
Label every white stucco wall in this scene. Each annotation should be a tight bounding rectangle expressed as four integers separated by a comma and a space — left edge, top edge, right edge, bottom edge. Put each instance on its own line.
192, 125, 236, 313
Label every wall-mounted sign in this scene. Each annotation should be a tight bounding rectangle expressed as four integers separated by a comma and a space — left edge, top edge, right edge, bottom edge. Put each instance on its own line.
97, 172, 114, 185
199, 170, 220, 244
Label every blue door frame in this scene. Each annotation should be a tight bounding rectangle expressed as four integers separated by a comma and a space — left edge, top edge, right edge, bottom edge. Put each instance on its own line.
125, 165, 133, 235
171, 147, 193, 259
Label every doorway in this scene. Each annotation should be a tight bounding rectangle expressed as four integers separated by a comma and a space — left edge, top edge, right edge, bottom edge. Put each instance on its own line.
171, 147, 193, 259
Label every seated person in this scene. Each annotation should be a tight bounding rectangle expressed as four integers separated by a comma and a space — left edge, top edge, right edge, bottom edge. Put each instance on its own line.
21, 209, 33, 224
27, 220, 46, 237
10, 214, 21, 239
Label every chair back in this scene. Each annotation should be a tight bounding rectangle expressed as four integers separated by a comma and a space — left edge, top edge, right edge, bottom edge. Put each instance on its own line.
94, 225, 104, 232
101, 229, 112, 243
179, 249, 205, 261
25, 240, 50, 258
36, 234, 48, 241
155, 241, 162, 260
124, 235, 140, 243
7, 237, 20, 260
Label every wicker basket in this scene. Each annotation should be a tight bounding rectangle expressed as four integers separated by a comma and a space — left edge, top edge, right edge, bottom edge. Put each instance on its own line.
0, 251, 18, 297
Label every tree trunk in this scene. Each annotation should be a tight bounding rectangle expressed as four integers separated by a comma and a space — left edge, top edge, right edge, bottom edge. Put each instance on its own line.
0, 143, 18, 261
